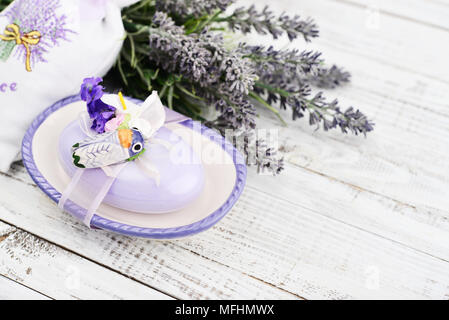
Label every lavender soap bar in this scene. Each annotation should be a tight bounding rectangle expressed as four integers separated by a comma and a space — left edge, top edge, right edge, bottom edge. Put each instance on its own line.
59, 120, 205, 214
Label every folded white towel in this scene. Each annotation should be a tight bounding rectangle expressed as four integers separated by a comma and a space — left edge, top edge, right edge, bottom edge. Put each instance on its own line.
0, 0, 139, 172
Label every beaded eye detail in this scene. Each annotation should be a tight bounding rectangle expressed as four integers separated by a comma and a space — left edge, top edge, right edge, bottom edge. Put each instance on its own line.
132, 142, 143, 153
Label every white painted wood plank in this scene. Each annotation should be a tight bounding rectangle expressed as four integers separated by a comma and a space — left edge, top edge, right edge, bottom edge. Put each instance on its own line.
234, 0, 449, 216
340, 0, 449, 31
240, 0, 449, 83
178, 174, 449, 300
12, 154, 449, 264
0, 169, 297, 300
246, 163, 449, 262
0, 220, 170, 300
0, 223, 48, 300
0, 275, 49, 300
2, 165, 449, 299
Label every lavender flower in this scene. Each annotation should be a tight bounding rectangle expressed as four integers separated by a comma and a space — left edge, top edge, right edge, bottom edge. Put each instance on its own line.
155, 0, 235, 18
256, 80, 374, 135
80, 77, 116, 134
224, 130, 284, 175
219, 50, 258, 95
222, 5, 319, 41
303, 92, 374, 135
251, 137, 284, 175
308, 65, 351, 89
1, 0, 73, 67
149, 12, 212, 84
211, 96, 256, 130
239, 44, 322, 77
149, 12, 258, 130
109, 0, 374, 175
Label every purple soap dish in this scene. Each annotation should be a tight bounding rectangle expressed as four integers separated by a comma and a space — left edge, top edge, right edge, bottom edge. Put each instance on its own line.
22, 95, 247, 239
59, 119, 205, 214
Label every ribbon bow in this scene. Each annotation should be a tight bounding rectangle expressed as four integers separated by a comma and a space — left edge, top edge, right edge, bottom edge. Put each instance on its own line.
0, 23, 41, 72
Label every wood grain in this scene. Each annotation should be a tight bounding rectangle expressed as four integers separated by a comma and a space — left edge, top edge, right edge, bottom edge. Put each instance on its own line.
2, 164, 449, 299
239, 0, 449, 83
0, 275, 49, 300
0, 220, 171, 299
0, 165, 298, 300
240, 0, 449, 215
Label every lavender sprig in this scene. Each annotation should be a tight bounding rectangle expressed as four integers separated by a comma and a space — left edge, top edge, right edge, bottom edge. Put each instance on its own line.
155, 0, 234, 19
239, 44, 323, 77
219, 5, 319, 41
148, 12, 258, 128
108, 0, 373, 176
255, 82, 374, 135
0, 0, 374, 176
149, 12, 212, 84
149, 12, 258, 94
237, 131, 284, 175
296, 92, 373, 135
308, 65, 351, 89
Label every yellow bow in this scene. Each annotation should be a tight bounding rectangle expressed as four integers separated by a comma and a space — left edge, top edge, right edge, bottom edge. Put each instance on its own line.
0, 23, 41, 72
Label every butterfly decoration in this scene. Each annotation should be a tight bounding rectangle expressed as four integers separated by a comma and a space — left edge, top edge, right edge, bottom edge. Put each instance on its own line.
72, 78, 167, 176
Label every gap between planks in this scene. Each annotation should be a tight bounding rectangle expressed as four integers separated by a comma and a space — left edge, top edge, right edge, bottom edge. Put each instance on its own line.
0, 185, 301, 299
249, 164, 449, 265
0, 216, 303, 300
3, 164, 447, 298
0, 274, 52, 300
0, 218, 175, 300
175, 244, 306, 300
0, 218, 174, 299
0, 166, 305, 300
8, 144, 449, 265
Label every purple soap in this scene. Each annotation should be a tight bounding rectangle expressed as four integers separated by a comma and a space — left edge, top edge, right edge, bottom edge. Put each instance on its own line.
59, 120, 205, 213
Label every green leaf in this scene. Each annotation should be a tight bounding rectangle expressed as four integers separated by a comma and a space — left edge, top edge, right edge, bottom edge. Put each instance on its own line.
175, 83, 205, 101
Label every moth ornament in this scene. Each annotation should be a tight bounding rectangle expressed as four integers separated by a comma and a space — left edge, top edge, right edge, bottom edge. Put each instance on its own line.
72, 79, 166, 176
72, 128, 145, 168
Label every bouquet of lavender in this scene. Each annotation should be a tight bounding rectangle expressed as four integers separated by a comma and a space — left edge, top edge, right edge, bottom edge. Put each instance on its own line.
0, 0, 374, 175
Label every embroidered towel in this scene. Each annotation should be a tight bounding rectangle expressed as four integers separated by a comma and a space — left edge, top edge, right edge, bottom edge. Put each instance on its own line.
0, 0, 139, 172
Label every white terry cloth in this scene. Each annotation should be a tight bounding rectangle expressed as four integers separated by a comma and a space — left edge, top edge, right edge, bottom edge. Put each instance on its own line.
0, 0, 139, 172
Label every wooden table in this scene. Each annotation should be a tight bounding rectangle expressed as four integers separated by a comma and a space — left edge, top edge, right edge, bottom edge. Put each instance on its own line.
1, 0, 449, 299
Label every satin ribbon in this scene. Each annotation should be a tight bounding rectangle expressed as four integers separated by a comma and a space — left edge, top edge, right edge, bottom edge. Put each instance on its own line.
0, 24, 41, 72
58, 93, 190, 228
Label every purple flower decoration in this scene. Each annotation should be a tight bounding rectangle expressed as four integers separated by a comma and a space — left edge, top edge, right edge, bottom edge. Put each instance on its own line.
80, 77, 116, 134
80, 77, 104, 104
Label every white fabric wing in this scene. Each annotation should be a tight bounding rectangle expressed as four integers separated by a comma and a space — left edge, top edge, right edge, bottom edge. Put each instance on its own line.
130, 91, 166, 139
